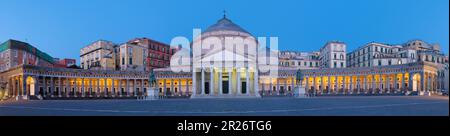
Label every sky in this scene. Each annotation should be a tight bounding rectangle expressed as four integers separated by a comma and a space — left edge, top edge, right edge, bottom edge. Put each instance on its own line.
0, 0, 448, 64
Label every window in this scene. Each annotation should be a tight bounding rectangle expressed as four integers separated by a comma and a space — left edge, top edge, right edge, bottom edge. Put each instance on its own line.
378, 60, 381, 66
375, 46, 378, 52
309, 62, 312, 67
398, 59, 402, 64
340, 62, 344, 67
388, 60, 392, 65
334, 53, 337, 59
333, 62, 337, 68
129, 58, 133, 65
122, 57, 125, 65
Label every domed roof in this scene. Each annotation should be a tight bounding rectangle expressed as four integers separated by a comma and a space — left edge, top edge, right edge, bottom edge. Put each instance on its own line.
203, 16, 251, 34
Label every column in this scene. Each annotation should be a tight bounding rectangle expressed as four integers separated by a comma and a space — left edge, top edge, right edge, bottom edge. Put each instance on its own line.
277, 77, 280, 95
319, 77, 324, 94
363, 76, 367, 93
335, 76, 338, 94
428, 74, 431, 92
192, 69, 197, 96
305, 77, 309, 93
219, 70, 223, 95
291, 77, 295, 94
376, 74, 380, 92
420, 72, 425, 92
433, 74, 437, 92
126, 79, 129, 96
386, 74, 390, 92
201, 68, 205, 95
105, 79, 109, 97
97, 78, 100, 96
112, 79, 115, 97
269, 77, 273, 95
163, 79, 167, 96
342, 76, 346, 94
43, 77, 46, 97
327, 76, 331, 93
143, 79, 146, 96
50, 77, 54, 97
349, 76, 353, 93
185, 80, 189, 96
89, 79, 93, 97
74, 78, 78, 97
229, 68, 233, 95
356, 76, 360, 93
246, 69, 250, 95
66, 78, 70, 97
312, 76, 316, 95
119, 79, 123, 97
170, 79, 174, 96
236, 69, 240, 95
178, 79, 182, 96
81, 78, 85, 97
210, 67, 214, 96
58, 77, 62, 97
401, 73, 405, 92
408, 73, 413, 92
255, 70, 260, 97
371, 75, 375, 93
22, 75, 27, 98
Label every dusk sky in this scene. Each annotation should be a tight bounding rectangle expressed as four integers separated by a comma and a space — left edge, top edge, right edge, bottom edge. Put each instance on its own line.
0, 0, 448, 63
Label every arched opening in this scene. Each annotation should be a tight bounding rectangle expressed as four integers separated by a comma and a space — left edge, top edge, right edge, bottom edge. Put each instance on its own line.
26, 76, 36, 96
412, 73, 421, 92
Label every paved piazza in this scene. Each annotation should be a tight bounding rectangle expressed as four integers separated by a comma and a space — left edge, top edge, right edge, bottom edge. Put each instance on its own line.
0, 96, 448, 116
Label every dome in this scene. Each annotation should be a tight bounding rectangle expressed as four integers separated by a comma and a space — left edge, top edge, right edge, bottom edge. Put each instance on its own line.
203, 16, 251, 35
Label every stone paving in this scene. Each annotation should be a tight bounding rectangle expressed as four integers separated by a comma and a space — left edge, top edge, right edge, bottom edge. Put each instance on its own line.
0, 96, 448, 116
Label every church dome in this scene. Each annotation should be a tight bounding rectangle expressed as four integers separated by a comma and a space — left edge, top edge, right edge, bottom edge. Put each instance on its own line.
203, 16, 251, 35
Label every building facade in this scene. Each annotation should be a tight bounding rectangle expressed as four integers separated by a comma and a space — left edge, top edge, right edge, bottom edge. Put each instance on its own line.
118, 43, 148, 71
54, 58, 77, 68
80, 40, 117, 70
320, 41, 346, 68
346, 40, 447, 68
127, 38, 176, 70
278, 51, 320, 69
0, 40, 54, 72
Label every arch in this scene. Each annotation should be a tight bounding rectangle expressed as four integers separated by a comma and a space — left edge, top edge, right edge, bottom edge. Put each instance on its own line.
412, 73, 421, 92
26, 76, 37, 96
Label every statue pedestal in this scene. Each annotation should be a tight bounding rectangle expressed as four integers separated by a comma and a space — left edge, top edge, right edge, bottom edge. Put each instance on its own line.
143, 88, 157, 100
295, 87, 307, 98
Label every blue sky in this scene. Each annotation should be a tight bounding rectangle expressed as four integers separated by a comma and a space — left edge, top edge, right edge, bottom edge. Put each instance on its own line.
0, 0, 448, 63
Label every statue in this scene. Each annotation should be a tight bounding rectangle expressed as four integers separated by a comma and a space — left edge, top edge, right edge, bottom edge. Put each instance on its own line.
295, 69, 307, 98
143, 69, 158, 100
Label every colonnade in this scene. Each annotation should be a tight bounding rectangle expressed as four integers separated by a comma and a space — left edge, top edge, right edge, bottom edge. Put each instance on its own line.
8, 75, 149, 99
302, 72, 438, 95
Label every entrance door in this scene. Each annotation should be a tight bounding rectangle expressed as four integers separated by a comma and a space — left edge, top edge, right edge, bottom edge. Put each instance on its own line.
205, 82, 210, 94
242, 82, 247, 94
223, 81, 229, 94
